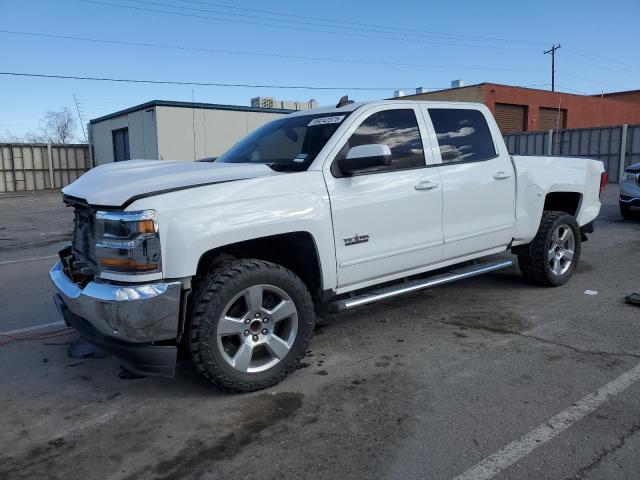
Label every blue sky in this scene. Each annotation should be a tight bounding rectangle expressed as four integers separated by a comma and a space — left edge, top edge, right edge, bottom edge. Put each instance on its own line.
1, 0, 638, 140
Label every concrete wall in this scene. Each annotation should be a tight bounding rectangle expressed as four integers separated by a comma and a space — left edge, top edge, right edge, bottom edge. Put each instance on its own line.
91, 108, 158, 165
0, 143, 90, 192
154, 106, 286, 161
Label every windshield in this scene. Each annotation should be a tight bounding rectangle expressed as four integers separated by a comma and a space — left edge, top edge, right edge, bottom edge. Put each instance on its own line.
216, 112, 348, 172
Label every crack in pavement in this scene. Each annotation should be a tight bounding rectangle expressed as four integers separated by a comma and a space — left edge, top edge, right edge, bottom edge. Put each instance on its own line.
567, 419, 640, 479
381, 302, 640, 360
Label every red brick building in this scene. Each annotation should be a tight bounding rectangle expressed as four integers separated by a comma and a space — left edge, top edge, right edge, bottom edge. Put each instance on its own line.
399, 83, 640, 133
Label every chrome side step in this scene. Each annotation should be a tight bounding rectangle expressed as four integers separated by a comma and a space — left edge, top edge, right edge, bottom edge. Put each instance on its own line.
330, 259, 513, 312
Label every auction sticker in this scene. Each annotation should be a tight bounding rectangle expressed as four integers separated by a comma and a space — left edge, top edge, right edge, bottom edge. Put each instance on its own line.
308, 115, 345, 127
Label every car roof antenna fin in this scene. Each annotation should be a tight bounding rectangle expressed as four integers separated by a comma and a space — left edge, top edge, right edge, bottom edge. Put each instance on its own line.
336, 95, 354, 108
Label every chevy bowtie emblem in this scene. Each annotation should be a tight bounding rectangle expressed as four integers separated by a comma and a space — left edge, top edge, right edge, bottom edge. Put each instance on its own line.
343, 234, 370, 246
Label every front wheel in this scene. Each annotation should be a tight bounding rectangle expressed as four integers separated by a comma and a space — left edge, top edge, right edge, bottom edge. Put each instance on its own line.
518, 211, 581, 286
188, 259, 315, 392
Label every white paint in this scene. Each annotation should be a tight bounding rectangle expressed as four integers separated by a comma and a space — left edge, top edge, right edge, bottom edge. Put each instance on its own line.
452, 361, 640, 480
584, 290, 599, 296
0, 254, 57, 266
0, 321, 66, 336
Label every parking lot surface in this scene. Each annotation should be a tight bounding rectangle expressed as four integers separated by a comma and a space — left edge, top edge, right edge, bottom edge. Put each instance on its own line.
1, 187, 639, 480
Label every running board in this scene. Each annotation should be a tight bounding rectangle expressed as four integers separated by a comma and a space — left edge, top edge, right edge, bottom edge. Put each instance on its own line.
329, 259, 513, 312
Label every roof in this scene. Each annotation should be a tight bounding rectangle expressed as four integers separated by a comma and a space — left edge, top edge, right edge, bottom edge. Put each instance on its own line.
89, 100, 295, 124
597, 89, 640, 97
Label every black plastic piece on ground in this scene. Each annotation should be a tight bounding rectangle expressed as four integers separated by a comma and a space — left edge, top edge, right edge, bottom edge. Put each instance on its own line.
625, 293, 640, 306
67, 338, 111, 359
118, 365, 147, 379
53, 294, 177, 378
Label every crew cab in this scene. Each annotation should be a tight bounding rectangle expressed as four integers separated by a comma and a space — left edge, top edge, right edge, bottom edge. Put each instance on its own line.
50, 99, 606, 391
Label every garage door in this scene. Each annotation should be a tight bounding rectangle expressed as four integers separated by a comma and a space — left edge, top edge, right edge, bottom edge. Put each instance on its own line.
495, 103, 527, 133
539, 107, 566, 130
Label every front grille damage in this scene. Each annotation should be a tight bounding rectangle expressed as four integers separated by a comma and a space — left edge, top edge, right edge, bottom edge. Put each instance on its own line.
61, 195, 100, 286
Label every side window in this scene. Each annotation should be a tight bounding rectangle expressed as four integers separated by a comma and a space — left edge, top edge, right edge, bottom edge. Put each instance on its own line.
429, 109, 496, 164
335, 109, 425, 174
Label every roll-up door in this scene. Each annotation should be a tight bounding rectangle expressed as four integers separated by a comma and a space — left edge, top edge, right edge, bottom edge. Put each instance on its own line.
539, 107, 566, 130
495, 103, 527, 133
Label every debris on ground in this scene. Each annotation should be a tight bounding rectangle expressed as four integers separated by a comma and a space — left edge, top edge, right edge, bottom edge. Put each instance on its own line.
584, 290, 599, 296
67, 339, 110, 359
625, 293, 640, 306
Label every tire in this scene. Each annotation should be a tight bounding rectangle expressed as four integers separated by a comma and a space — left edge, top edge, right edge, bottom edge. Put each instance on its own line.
620, 202, 635, 221
188, 258, 314, 392
518, 211, 581, 287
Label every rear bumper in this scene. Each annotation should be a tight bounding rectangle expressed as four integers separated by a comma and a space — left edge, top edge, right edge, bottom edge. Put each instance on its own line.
49, 260, 182, 377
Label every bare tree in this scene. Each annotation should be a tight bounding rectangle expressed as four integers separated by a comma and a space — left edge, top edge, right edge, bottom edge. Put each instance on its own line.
43, 108, 77, 144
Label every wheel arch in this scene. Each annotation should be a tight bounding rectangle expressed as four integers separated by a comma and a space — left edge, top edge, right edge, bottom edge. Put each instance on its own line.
194, 231, 325, 301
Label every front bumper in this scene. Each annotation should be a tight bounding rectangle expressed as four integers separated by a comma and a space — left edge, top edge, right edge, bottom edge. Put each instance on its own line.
49, 260, 182, 377
620, 195, 640, 208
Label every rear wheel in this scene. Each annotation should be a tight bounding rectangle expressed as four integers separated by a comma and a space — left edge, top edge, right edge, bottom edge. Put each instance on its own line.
518, 211, 581, 286
188, 258, 315, 392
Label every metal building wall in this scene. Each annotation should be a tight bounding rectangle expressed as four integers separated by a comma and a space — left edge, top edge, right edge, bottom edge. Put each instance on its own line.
0, 143, 90, 192
155, 106, 287, 161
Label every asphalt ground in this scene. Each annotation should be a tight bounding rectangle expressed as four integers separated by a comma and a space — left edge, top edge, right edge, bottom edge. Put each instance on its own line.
0, 186, 639, 480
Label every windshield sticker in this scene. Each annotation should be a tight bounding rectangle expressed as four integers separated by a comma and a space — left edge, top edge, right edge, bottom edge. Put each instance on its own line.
293, 153, 308, 163
307, 115, 346, 127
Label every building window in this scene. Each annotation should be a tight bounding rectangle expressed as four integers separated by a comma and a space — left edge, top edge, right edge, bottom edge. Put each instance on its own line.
539, 107, 567, 130
112, 128, 130, 162
495, 103, 527, 133
428, 108, 496, 163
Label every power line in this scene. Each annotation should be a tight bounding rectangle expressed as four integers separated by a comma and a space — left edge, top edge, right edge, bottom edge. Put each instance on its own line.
0, 71, 437, 91
175, 0, 546, 46
81, 0, 539, 52
0, 30, 545, 73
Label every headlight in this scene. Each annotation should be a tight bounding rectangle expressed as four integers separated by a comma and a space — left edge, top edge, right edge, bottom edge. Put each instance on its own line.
95, 210, 161, 274
623, 172, 637, 183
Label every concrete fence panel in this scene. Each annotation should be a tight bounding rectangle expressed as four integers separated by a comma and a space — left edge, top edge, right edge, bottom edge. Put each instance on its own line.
0, 143, 90, 192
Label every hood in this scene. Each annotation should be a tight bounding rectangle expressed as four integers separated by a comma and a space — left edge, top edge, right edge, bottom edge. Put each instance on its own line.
63, 160, 278, 207
625, 162, 640, 173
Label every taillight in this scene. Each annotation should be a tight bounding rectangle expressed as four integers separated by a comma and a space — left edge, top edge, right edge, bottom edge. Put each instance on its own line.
599, 171, 608, 195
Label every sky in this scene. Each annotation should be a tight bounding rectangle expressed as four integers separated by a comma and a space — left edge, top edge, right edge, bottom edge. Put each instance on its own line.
1, 0, 639, 141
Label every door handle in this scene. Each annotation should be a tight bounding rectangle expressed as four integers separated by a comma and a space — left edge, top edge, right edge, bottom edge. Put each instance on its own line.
493, 171, 511, 180
415, 180, 439, 191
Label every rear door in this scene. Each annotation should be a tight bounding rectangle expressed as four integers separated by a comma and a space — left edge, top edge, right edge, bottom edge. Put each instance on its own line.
421, 106, 515, 260
323, 105, 443, 290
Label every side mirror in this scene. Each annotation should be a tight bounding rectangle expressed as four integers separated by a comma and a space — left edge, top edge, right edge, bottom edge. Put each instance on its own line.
338, 144, 392, 175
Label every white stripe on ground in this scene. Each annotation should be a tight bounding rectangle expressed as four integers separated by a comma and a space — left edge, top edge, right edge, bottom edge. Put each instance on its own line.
452, 361, 640, 480
0, 321, 66, 336
0, 254, 57, 266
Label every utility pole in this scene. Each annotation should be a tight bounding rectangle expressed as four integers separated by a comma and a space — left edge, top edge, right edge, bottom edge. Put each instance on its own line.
73, 93, 88, 142
543, 44, 561, 92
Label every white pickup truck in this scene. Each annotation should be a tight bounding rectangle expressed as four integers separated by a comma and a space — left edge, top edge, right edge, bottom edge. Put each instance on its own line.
50, 99, 607, 391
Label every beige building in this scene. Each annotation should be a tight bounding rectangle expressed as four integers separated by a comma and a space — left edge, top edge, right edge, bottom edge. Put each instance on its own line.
89, 100, 292, 165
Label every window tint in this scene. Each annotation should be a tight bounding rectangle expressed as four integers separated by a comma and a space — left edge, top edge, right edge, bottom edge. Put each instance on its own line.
335, 109, 425, 174
429, 109, 496, 163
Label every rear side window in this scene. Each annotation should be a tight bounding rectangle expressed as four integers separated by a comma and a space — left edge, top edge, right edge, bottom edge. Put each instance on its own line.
335, 109, 425, 174
429, 109, 496, 163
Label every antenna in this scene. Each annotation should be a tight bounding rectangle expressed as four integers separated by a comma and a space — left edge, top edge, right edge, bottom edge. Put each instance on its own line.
336, 95, 354, 108
73, 93, 88, 142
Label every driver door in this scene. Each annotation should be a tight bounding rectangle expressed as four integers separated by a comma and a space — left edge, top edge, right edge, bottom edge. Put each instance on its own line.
323, 105, 443, 290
